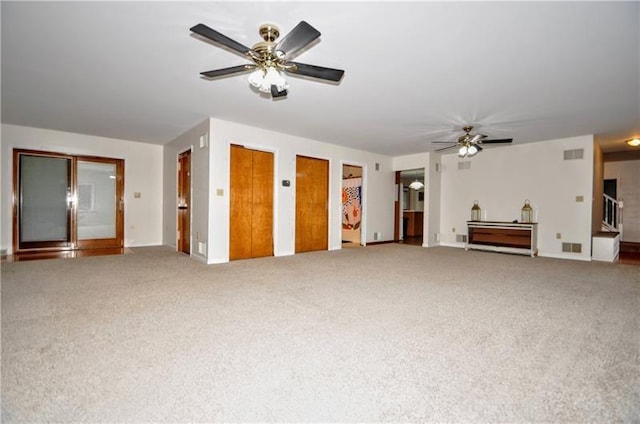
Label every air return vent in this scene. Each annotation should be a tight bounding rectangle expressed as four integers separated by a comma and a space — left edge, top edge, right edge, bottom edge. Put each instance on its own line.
458, 161, 471, 170
562, 242, 582, 253
456, 234, 468, 243
563, 149, 584, 160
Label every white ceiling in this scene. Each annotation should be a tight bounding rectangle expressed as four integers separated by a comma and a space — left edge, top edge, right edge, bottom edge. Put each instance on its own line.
2, 1, 639, 156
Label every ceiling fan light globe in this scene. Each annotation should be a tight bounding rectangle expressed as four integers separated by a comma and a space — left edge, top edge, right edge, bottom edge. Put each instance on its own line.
458, 146, 468, 157
248, 69, 265, 88
468, 145, 478, 156
409, 181, 424, 190
258, 66, 288, 93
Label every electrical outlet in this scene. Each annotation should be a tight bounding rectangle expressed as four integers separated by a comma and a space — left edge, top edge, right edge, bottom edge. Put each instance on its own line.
452, 227, 456, 233
576, 195, 584, 202
556, 233, 562, 239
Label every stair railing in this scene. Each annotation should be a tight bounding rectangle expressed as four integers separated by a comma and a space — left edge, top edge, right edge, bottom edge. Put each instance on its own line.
603, 193, 622, 234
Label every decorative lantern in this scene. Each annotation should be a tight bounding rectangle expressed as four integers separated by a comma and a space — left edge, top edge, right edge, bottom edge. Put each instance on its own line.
471, 200, 481, 221
521, 199, 533, 223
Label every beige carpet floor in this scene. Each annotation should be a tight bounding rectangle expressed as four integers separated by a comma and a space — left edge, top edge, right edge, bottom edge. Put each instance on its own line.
2, 245, 639, 422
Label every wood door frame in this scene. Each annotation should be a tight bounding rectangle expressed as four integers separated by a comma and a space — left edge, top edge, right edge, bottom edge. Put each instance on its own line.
12, 148, 125, 254
394, 170, 401, 241
177, 148, 192, 254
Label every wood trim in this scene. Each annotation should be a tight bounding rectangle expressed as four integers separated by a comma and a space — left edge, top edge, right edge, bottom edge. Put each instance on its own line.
367, 240, 397, 246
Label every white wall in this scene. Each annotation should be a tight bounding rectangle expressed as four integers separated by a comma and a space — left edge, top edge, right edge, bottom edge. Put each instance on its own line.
1, 124, 163, 253
162, 119, 211, 262
439, 135, 594, 260
206, 118, 394, 264
605, 159, 640, 242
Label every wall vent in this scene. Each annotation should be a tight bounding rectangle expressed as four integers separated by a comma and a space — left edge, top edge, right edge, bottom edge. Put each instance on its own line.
562, 242, 582, 253
435, 163, 440, 172
199, 133, 208, 148
458, 161, 471, 170
374, 232, 381, 241
198, 241, 207, 255
375, 163, 381, 171
563, 149, 584, 160
456, 234, 468, 243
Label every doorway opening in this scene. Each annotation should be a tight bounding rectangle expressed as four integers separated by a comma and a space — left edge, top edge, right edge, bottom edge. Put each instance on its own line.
603, 178, 618, 230
342, 164, 363, 248
395, 168, 425, 247
177, 149, 191, 255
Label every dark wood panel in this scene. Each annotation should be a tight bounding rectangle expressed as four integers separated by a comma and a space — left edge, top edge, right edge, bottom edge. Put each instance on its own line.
469, 227, 532, 248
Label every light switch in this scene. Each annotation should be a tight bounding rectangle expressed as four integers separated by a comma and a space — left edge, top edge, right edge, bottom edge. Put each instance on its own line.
134, 192, 141, 198
216, 189, 224, 196
576, 195, 584, 202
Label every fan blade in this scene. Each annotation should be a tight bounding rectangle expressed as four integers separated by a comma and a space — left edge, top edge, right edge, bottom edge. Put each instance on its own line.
287, 62, 344, 82
474, 144, 483, 151
271, 85, 288, 98
435, 145, 458, 152
482, 138, 513, 144
200, 65, 253, 78
275, 21, 321, 58
470, 134, 484, 144
190, 24, 251, 54
432, 141, 457, 144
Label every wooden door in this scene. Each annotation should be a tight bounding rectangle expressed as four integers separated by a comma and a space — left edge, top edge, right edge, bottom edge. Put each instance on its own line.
296, 155, 329, 253
178, 150, 191, 254
230, 145, 273, 260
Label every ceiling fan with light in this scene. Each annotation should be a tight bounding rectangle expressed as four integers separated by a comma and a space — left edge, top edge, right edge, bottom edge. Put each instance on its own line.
432, 126, 513, 158
190, 21, 345, 98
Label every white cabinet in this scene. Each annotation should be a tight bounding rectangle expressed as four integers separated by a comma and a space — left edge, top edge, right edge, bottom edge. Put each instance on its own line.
592, 232, 620, 262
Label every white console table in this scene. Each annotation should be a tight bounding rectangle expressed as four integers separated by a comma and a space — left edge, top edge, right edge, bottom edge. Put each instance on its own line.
466, 221, 538, 257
